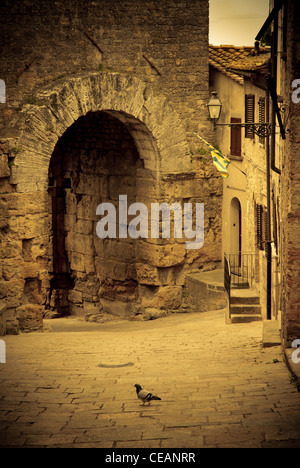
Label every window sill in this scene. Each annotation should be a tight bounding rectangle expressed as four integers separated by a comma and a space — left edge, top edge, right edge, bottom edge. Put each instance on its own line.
229, 155, 243, 161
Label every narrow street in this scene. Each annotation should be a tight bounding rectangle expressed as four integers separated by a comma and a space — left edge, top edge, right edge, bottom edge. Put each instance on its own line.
0, 308, 299, 448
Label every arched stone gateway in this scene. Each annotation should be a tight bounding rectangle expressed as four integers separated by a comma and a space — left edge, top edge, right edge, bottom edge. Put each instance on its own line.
11, 72, 191, 192
48, 108, 161, 319
1, 71, 213, 328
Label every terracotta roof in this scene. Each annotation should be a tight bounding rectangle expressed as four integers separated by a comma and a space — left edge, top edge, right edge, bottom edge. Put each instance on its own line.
209, 45, 271, 84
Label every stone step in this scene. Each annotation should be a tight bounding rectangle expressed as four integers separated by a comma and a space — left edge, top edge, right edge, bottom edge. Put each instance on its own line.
230, 295, 260, 305
229, 286, 262, 323
231, 282, 250, 289
230, 314, 262, 324
230, 304, 262, 315
230, 289, 260, 305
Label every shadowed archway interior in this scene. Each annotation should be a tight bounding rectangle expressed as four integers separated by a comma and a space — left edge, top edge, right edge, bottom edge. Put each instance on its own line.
48, 110, 149, 317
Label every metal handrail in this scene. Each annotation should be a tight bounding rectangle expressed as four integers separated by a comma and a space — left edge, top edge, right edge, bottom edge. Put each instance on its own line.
224, 252, 256, 290
224, 252, 257, 320
224, 254, 231, 302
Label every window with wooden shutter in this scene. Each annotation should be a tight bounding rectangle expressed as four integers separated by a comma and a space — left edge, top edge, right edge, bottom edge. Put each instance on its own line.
264, 208, 268, 255
230, 117, 242, 157
256, 204, 262, 250
255, 203, 268, 251
272, 191, 278, 255
245, 94, 255, 139
258, 97, 265, 145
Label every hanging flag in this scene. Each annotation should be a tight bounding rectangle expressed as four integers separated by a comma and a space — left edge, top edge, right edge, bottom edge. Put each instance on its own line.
193, 132, 230, 178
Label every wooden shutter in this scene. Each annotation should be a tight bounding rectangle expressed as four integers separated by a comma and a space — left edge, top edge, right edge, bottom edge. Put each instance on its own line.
272, 192, 278, 254
230, 117, 241, 156
256, 204, 262, 250
258, 97, 265, 145
264, 208, 268, 255
256, 203, 269, 251
245, 94, 255, 139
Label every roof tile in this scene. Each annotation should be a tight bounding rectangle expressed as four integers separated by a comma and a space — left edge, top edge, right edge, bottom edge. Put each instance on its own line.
209, 45, 271, 84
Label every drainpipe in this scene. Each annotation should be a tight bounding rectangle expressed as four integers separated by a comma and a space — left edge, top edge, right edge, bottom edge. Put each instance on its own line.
266, 85, 272, 320
266, 3, 281, 320
270, 5, 281, 176
255, 1, 284, 321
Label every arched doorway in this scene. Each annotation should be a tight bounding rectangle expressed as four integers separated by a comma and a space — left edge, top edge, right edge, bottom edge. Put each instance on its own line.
230, 197, 242, 255
48, 110, 156, 317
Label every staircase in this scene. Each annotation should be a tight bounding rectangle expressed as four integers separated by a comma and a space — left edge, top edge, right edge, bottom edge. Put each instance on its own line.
229, 288, 262, 323
224, 252, 262, 324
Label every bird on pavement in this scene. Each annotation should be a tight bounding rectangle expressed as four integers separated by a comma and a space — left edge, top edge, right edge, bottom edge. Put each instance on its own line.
134, 384, 161, 405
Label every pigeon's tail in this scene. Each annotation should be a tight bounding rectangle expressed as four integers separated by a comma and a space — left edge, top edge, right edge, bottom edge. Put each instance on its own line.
151, 395, 161, 401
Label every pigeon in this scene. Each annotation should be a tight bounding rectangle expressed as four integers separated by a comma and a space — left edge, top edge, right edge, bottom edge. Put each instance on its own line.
134, 384, 161, 405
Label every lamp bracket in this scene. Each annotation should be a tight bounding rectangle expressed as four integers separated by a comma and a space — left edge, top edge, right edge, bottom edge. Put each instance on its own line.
214, 100, 290, 139
214, 122, 272, 138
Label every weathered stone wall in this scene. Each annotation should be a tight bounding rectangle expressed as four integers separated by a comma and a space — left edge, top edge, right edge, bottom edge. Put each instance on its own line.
0, 0, 223, 332
0, 0, 210, 136
280, 0, 300, 346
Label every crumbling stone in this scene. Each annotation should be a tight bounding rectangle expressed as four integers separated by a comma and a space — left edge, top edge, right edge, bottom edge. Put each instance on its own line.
16, 304, 43, 333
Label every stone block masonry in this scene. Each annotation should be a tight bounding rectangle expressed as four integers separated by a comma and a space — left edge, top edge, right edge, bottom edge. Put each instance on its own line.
0, 0, 223, 331
0, 0, 210, 135
280, 0, 300, 345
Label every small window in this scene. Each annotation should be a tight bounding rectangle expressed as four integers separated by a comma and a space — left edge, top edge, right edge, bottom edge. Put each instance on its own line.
245, 94, 255, 139
230, 117, 242, 157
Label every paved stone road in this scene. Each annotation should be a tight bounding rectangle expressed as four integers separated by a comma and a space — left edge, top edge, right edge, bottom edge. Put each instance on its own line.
0, 309, 300, 448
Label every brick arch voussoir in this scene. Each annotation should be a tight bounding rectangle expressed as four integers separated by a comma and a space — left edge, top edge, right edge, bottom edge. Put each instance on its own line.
13, 72, 190, 192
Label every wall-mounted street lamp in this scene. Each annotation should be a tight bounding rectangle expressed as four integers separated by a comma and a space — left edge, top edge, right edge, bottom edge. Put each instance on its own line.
207, 91, 290, 139
207, 91, 222, 126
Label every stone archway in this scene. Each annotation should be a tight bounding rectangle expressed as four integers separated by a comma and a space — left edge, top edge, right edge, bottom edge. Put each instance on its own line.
2, 72, 192, 322
48, 110, 154, 318
11, 72, 190, 193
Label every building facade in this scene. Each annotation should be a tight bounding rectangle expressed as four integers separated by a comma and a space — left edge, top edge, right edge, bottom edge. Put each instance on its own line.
210, 0, 300, 347
209, 45, 278, 321
255, 0, 300, 346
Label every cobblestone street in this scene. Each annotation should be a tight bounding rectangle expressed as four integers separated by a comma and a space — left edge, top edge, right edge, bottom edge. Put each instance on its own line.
0, 309, 300, 448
